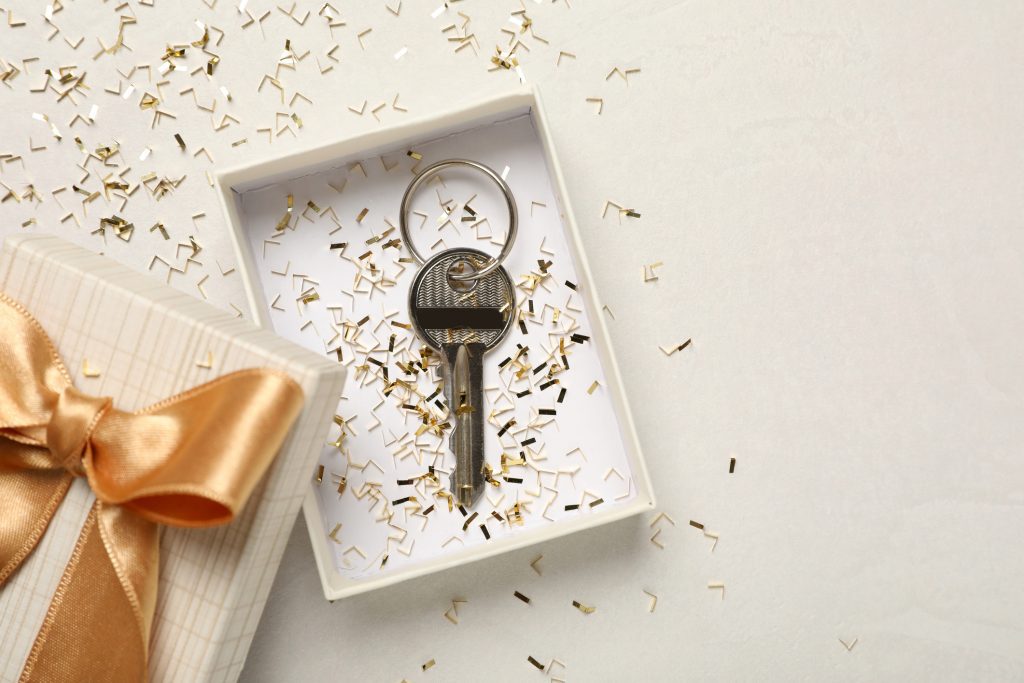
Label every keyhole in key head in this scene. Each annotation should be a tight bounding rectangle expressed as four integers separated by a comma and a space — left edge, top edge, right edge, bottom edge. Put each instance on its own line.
446, 258, 479, 293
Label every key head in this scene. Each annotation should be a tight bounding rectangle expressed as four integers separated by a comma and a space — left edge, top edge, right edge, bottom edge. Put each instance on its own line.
408, 247, 515, 352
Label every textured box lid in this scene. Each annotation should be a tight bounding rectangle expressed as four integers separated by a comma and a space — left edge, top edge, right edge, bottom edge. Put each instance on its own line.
0, 234, 345, 683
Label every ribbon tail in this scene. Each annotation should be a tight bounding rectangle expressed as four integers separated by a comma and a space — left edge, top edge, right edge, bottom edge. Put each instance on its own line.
19, 501, 158, 683
0, 458, 73, 586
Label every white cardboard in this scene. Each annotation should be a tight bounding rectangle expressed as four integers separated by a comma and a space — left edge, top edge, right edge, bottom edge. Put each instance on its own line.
215, 87, 653, 600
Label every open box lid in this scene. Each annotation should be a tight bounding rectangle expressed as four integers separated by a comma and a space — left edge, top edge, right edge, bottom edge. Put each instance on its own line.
0, 234, 346, 681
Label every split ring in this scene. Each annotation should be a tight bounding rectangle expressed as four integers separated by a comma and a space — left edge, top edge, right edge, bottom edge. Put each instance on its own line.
398, 159, 518, 281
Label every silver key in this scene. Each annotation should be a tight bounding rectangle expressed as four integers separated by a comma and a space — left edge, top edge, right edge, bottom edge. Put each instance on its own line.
409, 247, 515, 508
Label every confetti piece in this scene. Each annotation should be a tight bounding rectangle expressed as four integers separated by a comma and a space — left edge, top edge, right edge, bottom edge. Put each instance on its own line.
527, 656, 545, 671
530, 555, 543, 575
659, 339, 692, 356
81, 360, 101, 378
357, 28, 372, 49
422, 659, 435, 671
689, 520, 704, 530
839, 637, 858, 652
707, 582, 725, 599
643, 261, 664, 282
572, 600, 595, 614
729, 457, 736, 473
586, 97, 603, 114
643, 590, 658, 613
196, 351, 214, 369
514, 591, 531, 604
649, 512, 675, 527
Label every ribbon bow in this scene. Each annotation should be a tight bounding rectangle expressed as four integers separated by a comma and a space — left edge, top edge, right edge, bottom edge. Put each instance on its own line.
0, 292, 305, 682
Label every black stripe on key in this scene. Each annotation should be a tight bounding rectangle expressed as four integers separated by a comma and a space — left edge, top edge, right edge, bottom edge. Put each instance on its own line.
415, 307, 506, 330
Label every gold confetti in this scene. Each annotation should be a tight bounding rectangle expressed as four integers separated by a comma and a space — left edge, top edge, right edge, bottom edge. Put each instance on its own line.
649, 512, 676, 527
81, 359, 101, 378
357, 28, 372, 49
838, 637, 858, 652
513, 591, 531, 604
421, 658, 435, 671
572, 600, 595, 614
196, 351, 214, 369
707, 582, 725, 599
659, 339, 692, 356
526, 656, 545, 671
729, 456, 736, 473
643, 261, 664, 282
643, 589, 658, 613
529, 555, 543, 575
586, 97, 603, 114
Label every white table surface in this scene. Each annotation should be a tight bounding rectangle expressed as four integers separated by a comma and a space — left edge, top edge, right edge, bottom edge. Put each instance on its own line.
2, 1, 1022, 681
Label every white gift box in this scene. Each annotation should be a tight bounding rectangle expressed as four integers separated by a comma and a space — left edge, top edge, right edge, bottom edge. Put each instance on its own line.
0, 234, 345, 682
214, 86, 654, 601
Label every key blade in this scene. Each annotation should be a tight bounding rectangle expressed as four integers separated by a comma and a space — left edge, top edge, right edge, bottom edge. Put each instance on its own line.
447, 343, 484, 508
449, 344, 476, 507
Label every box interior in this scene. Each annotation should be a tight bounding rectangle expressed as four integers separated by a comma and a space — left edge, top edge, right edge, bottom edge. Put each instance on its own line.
231, 102, 643, 587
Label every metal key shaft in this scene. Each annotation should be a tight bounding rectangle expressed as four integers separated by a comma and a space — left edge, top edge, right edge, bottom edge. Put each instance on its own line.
408, 248, 515, 509
443, 342, 486, 507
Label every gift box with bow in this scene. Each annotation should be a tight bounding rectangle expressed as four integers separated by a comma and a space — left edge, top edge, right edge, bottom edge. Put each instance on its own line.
0, 235, 345, 682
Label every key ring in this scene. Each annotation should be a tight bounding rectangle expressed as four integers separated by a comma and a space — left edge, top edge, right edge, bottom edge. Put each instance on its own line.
399, 159, 518, 281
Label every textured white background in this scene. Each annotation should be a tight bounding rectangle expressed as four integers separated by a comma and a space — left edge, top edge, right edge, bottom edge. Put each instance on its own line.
2, 1, 1023, 681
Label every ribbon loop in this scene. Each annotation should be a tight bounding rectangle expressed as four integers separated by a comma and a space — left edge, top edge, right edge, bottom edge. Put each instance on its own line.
46, 386, 111, 476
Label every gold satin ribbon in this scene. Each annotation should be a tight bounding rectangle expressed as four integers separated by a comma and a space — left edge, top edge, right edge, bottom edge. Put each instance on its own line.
0, 291, 305, 682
